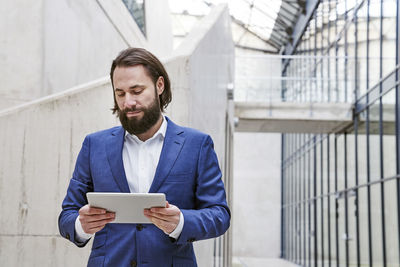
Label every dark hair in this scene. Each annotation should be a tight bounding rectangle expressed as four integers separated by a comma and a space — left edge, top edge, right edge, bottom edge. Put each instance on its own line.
110, 47, 172, 113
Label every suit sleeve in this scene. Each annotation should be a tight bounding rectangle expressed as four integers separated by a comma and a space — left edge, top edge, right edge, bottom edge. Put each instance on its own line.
176, 135, 231, 244
58, 136, 93, 247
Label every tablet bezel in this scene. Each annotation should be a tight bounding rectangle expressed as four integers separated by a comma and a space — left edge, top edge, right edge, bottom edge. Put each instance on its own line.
86, 192, 166, 224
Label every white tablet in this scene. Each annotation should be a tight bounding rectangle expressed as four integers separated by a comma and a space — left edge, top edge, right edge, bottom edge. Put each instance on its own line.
86, 192, 166, 224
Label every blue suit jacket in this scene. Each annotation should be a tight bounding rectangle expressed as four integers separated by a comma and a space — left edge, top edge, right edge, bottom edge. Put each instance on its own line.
58, 118, 230, 267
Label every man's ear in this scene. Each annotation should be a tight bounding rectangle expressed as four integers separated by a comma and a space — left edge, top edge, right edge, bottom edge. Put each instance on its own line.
156, 76, 165, 96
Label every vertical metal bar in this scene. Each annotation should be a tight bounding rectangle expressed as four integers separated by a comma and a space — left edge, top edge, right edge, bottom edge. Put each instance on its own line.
354, 112, 361, 267
288, 134, 292, 261
298, 134, 302, 265
290, 134, 296, 262
366, 0, 373, 266
300, 134, 303, 264
379, 0, 387, 266
344, 0, 348, 102
294, 135, 297, 263
328, 0, 331, 102
321, 134, 325, 267
327, 1, 332, 260
293, 134, 296, 262
296, 134, 301, 265
327, 134, 332, 267
281, 133, 285, 259
290, 135, 293, 262
335, 134, 340, 267
314, 136, 318, 267
344, 133, 349, 267
354, 1, 361, 266
304, 134, 308, 266
396, 0, 400, 265
214, 238, 216, 267
320, 5, 324, 102
314, 12, 318, 103
334, 7, 339, 267
287, 134, 291, 261
297, 134, 301, 265
309, 31, 313, 104
281, 64, 286, 102
219, 236, 222, 267
284, 134, 287, 261
335, 0, 339, 102
286, 135, 289, 261
309, 134, 312, 267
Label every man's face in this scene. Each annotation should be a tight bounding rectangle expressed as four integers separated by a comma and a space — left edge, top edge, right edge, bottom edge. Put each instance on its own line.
113, 65, 164, 135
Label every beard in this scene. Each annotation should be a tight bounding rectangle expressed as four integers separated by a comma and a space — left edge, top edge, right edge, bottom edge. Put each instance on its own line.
118, 96, 161, 136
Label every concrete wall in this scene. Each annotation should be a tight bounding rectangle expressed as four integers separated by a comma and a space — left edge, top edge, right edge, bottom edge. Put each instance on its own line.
232, 132, 282, 260
0, 78, 118, 267
0, 0, 172, 110
232, 39, 283, 263
164, 4, 235, 266
0, 4, 234, 267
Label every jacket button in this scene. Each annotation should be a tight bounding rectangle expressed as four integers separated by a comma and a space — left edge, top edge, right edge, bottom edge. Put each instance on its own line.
66, 233, 70, 240
130, 260, 137, 267
136, 224, 143, 231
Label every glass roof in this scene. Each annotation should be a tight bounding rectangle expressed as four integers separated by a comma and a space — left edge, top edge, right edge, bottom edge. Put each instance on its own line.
169, 0, 304, 52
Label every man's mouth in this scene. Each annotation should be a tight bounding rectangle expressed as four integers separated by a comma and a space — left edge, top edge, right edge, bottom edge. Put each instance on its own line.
125, 110, 142, 117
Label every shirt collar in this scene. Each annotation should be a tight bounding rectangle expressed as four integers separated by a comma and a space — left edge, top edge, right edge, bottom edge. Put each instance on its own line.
125, 115, 167, 144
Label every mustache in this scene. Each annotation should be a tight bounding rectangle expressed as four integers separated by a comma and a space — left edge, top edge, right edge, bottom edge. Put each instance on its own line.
121, 107, 143, 113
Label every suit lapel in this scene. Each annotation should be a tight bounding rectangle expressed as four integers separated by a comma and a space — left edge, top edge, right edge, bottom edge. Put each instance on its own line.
149, 118, 185, 193
106, 127, 130, 193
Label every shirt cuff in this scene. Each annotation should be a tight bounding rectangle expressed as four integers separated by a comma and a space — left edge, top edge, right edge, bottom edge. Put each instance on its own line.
75, 215, 93, 242
167, 211, 184, 239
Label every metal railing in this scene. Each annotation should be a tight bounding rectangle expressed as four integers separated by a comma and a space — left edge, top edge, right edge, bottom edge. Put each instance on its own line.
235, 55, 397, 104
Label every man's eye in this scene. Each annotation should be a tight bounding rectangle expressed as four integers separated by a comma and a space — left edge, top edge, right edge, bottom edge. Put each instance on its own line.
133, 89, 143, 95
116, 92, 125, 97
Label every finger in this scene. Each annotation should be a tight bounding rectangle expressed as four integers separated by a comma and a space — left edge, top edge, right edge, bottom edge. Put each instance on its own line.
144, 211, 169, 221
144, 208, 174, 219
86, 217, 115, 230
80, 212, 115, 223
83, 216, 115, 234
80, 205, 107, 215
86, 206, 108, 215
147, 215, 167, 227
147, 216, 176, 234
144, 210, 180, 225
149, 207, 179, 215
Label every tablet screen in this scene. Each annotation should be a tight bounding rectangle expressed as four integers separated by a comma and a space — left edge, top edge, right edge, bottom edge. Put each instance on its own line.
86, 192, 166, 223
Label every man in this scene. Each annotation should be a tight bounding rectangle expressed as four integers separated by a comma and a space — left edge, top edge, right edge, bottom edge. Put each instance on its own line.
58, 47, 230, 267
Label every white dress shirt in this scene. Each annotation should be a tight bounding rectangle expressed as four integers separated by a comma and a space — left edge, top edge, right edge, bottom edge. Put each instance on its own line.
75, 116, 184, 242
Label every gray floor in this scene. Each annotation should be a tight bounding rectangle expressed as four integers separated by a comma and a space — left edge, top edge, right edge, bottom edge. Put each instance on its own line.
232, 257, 300, 267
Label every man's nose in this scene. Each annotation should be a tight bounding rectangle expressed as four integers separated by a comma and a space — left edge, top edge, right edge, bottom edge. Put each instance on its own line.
124, 93, 137, 108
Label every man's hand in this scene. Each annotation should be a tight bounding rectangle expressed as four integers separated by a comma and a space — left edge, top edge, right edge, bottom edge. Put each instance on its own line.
143, 201, 180, 234
78, 204, 115, 234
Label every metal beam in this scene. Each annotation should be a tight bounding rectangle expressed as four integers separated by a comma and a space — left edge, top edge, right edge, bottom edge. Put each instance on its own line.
281, 0, 321, 72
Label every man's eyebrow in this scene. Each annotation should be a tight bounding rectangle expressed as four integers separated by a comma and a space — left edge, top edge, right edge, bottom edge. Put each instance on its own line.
114, 85, 146, 91
129, 84, 146, 89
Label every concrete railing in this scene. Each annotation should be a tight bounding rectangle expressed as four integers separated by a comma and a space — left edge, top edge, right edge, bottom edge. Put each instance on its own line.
0, 4, 234, 267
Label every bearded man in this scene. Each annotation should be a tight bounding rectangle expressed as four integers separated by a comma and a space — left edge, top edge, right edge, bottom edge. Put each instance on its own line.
58, 47, 230, 267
